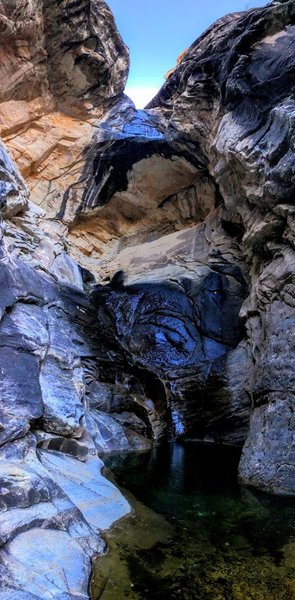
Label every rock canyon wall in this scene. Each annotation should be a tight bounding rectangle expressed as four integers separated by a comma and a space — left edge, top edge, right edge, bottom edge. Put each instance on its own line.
0, 0, 294, 597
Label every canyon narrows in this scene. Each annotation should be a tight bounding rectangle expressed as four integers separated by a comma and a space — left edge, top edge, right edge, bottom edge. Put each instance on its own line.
0, 0, 294, 598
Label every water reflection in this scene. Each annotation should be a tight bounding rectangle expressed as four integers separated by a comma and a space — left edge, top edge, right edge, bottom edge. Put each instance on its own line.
92, 442, 295, 600
167, 442, 185, 493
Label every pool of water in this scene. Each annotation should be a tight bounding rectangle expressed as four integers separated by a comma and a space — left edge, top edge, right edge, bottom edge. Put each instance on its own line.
91, 442, 295, 600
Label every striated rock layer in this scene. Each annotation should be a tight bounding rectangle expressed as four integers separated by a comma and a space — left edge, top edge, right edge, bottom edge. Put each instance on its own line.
0, 165, 132, 598
0, 2, 132, 599
62, 0, 295, 495
0, 0, 294, 597
0, 0, 129, 220
145, 0, 295, 494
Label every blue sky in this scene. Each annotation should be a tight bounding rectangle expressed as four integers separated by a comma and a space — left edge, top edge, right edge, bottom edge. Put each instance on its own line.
107, 0, 269, 107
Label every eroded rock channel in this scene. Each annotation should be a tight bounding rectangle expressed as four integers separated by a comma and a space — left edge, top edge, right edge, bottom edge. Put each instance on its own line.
0, 0, 294, 598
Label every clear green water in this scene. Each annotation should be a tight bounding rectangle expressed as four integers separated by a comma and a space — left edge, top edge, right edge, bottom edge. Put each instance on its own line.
91, 442, 295, 600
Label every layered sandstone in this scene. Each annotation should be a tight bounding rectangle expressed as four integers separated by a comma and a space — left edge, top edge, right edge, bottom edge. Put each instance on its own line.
0, 0, 129, 235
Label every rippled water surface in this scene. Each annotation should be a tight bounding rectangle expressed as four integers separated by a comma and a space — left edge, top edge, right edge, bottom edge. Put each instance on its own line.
91, 442, 295, 600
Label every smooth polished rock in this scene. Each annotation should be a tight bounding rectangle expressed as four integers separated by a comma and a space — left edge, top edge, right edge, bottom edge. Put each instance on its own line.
39, 451, 131, 532
2, 528, 90, 599
0, 434, 134, 598
0, 591, 43, 600
0, 435, 104, 550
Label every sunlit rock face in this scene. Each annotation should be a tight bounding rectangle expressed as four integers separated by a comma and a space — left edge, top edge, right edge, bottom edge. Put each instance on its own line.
65, 97, 217, 274
0, 0, 129, 224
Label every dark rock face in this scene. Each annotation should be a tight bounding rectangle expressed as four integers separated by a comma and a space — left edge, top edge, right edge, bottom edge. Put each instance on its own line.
144, 0, 295, 494
91, 219, 250, 444
0, 141, 28, 217
68, 0, 295, 494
